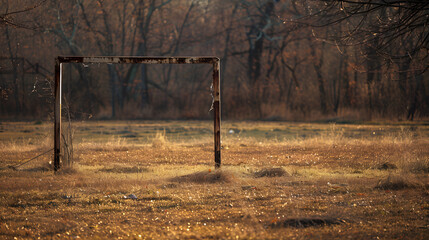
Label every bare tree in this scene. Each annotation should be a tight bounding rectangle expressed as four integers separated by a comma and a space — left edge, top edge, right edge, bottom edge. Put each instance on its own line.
306, 0, 428, 69
299, 0, 429, 119
0, 0, 47, 30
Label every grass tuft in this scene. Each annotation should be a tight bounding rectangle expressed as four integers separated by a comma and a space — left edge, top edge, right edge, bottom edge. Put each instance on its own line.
170, 169, 234, 183
376, 162, 398, 170
152, 130, 168, 148
253, 167, 289, 178
375, 174, 421, 190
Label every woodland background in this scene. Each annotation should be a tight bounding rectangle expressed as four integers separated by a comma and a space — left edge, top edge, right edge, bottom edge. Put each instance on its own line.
1, 0, 428, 121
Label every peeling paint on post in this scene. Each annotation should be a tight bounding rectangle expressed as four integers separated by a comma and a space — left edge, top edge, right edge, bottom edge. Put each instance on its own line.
54, 56, 222, 170
54, 59, 62, 171
213, 59, 221, 168
57, 56, 218, 65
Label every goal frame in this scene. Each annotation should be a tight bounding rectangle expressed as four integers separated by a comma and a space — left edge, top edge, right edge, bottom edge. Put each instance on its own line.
54, 56, 221, 171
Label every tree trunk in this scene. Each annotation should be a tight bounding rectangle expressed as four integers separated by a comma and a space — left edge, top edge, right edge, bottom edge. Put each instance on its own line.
407, 73, 422, 121
221, 3, 239, 118
309, 38, 327, 114
398, 59, 411, 118
246, 1, 275, 118
5, 26, 21, 116
343, 53, 352, 108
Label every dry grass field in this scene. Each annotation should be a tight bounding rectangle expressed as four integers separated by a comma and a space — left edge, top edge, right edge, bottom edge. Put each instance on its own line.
0, 121, 428, 239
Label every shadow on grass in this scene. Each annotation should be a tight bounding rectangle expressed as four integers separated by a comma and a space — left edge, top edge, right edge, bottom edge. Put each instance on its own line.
98, 166, 149, 173
270, 216, 346, 228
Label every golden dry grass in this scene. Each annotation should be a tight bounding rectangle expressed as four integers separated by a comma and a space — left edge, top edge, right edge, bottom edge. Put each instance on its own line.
0, 121, 428, 239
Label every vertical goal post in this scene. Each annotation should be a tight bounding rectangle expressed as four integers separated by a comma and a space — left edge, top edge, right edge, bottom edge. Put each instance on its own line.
54, 56, 221, 171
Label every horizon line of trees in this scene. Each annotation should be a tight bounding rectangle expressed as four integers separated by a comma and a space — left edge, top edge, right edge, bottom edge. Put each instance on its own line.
1, 0, 428, 121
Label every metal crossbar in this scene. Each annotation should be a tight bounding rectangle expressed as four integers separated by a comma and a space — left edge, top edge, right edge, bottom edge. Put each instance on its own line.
54, 56, 221, 171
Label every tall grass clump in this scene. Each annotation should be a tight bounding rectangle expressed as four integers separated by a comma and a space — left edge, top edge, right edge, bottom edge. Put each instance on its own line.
152, 129, 168, 148
385, 126, 415, 146
324, 123, 345, 144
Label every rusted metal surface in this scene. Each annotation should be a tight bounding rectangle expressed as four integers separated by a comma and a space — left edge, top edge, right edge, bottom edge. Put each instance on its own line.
54, 56, 221, 170
212, 61, 221, 168
54, 59, 62, 171
58, 56, 219, 64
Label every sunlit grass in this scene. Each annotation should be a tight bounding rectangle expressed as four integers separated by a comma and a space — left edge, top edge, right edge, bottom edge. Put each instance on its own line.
0, 121, 428, 239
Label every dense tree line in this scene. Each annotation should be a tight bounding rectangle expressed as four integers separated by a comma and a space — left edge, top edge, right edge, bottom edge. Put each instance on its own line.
1, 0, 428, 121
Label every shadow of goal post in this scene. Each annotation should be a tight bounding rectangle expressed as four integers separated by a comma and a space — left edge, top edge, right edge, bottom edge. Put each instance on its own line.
54, 56, 221, 171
